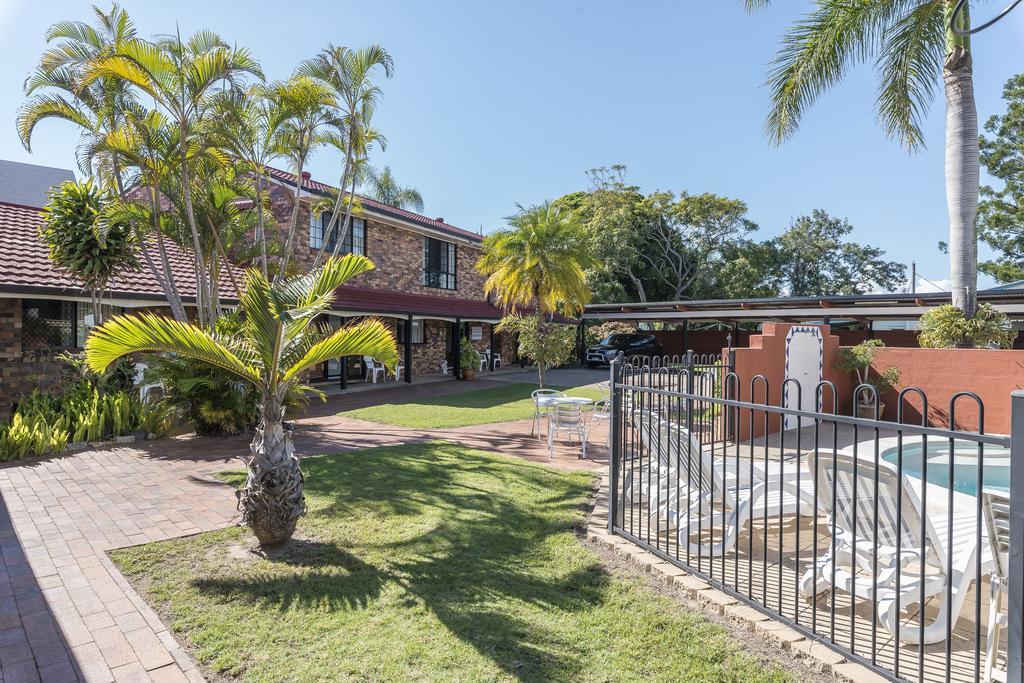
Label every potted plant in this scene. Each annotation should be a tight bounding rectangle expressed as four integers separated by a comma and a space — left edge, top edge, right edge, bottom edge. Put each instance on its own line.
834, 340, 900, 419
460, 337, 481, 380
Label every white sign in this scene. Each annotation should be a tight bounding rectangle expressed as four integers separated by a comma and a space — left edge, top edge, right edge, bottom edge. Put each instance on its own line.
470, 325, 482, 341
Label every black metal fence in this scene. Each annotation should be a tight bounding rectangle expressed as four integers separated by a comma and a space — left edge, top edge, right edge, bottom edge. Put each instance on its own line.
607, 354, 1023, 683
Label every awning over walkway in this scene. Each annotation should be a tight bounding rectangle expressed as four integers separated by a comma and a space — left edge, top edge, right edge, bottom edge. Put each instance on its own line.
330, 285, 504, 323
583, 289, 1024, 323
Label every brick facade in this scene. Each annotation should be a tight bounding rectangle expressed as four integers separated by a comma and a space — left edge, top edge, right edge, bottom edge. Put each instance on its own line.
0, 298, 70, 413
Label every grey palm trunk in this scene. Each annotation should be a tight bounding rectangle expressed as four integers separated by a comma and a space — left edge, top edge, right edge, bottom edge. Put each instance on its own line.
238, 392, 305, 547
944, 44, 979, 318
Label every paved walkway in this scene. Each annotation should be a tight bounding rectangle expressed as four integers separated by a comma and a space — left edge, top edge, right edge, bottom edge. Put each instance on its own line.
0, 376, 605, 682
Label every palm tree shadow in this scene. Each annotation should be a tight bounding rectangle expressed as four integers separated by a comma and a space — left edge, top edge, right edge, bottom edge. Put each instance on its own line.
193, 539, 384, 612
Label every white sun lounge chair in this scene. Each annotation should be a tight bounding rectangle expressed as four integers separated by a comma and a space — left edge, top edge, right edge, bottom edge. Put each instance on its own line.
799, 450, 986, 645
628, 410, 814, 558
982, 489, 1009, 682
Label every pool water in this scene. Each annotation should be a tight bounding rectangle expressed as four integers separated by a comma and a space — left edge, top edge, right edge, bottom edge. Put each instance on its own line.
880, 441, 1010, 496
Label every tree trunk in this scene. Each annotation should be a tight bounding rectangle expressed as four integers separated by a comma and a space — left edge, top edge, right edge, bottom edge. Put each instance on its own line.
536, 315, 545, 388
237, 394, 305, 547
312, 144, 354, 270
254, 172, 269, 278
945, 5, 979, 318
178, 122, 210, 327
331, 170, 360, 259
149, 188, 188, 322
277, 158, 307, 282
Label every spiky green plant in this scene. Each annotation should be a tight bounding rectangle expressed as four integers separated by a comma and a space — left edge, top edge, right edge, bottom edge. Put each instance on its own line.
85, 255, 398, 546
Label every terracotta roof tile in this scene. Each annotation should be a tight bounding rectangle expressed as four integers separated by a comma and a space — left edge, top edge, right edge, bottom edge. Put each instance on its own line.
0, 201, 238, 303
333, 285, 503, 320
266, 167, 484, 243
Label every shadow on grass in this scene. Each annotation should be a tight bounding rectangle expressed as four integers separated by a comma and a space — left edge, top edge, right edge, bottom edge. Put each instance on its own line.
194, 538, 383, 612
196, 442, 605, 681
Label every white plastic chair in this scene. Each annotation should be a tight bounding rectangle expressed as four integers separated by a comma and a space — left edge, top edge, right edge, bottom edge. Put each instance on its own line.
363, 356, 385, 384
491, 352, 502, 369
133, 362, 163, 404
393, 361, 404, 382
531, 389, 565, 437
479, 352, 488, 372
800, 451, 984, 645
547, 401, 587, 458
589, 399, 610, 447
983, 489, 1009, 682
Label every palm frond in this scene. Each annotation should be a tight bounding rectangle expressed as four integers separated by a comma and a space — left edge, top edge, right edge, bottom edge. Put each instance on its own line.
85, 312, 260, 385
284, 318, 397, 381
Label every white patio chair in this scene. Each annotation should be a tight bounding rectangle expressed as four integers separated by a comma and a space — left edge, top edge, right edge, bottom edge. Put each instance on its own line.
392, 361, 404, 382
983, 489, 1009, 683
630, 410, 814, 558
133, 362, 162, 404
491, 352, 501, 369
597, 381, 610, 402
548, 401, 587, 458
531, 389, 565, 437
799, 451, 983, 645
363, 356, 385, 384
589, 399, 610, 447
479, 352, 488, 372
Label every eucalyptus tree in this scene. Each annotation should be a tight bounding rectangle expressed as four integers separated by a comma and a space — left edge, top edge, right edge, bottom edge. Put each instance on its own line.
266, 76, 339, 279
82, 30, 263, 327
85, 255, 399, 547
297, 44, 394, 267
746, 0, 981, 316
17, 4, 183, 319
363, 165, 424, 211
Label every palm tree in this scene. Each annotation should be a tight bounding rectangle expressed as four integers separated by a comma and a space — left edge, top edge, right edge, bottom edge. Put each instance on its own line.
297, 44, 394, 268
18, 4, 184, 321
265, 76, 339, 278
364, 165, 424, 212
84, 255, 399, 546
82, 29, 263, 327
477, 201, 595, 386
746, 0, 979, 316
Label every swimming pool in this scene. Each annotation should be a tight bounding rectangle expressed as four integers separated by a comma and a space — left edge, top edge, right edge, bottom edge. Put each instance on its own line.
880, 440, 1010, 496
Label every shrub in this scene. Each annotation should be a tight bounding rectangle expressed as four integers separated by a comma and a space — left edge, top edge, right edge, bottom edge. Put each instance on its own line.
497, 314, 577, 387
834, 339, 900, 405
459, 337, 481, 371
586, 320, 635, 347
917, 303, 1016, 349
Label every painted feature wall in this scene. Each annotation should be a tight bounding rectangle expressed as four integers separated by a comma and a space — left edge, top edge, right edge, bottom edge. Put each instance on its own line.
870, 347, 1024, 434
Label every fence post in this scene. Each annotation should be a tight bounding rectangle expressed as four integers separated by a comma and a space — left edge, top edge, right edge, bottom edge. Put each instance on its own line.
608, 352, 623, 533
1008, 391, 1024, 683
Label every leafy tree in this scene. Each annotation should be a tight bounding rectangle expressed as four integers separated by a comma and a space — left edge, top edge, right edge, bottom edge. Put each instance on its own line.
497, 314, 577, 388
478, 201, 595, 386
85, 255, 398, 547
747, 0, 982, 316
775, 210, 905, 296
710, 239, 784, 299
41, 179, 139, 324
978, 73, 1024, 283
918, 303, 1015, 348
363, 165, 424, 211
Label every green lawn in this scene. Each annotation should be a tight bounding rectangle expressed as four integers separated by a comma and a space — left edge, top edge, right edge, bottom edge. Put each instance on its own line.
112, 443, 792, 682
337, 382, 603, 429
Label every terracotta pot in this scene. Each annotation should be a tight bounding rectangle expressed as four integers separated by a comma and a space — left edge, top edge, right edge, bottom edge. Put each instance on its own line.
856, 402, 884, 419
462, 368, 475, 380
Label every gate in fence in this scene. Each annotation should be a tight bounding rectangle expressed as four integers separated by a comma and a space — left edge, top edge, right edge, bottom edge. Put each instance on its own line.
606, 354, 1024, 683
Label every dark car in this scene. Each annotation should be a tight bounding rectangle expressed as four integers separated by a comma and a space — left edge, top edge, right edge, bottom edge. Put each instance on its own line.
585, 333, 664, 367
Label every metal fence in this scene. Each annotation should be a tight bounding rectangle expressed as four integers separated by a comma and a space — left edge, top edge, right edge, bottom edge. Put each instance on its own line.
606, 354, 1023, 683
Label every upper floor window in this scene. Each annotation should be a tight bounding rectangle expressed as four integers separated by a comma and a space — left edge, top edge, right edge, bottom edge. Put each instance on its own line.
423, 237, 456, 290
309, 211, 366, 256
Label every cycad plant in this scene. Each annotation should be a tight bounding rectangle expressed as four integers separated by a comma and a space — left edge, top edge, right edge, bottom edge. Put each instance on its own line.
85, 255, 398, 546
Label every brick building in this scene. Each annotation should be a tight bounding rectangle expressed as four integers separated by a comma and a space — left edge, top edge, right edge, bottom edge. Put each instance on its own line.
0, 161, 514, 410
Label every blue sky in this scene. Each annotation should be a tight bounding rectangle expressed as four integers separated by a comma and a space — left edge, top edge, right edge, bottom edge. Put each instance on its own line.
1, 1, 1022, 292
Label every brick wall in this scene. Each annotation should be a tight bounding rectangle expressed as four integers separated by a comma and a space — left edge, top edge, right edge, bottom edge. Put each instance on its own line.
0, 298, 70, 414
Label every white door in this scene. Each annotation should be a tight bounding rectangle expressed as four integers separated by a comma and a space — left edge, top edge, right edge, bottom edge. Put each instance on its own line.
784, 327, 823, 430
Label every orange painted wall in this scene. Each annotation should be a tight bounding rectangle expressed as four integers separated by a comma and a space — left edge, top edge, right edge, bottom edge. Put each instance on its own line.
870, 348, 1024, 434
731, 323, 854, 441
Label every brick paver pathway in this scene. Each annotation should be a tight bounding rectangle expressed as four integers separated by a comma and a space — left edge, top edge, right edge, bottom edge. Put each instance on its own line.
0, 380, 605, 682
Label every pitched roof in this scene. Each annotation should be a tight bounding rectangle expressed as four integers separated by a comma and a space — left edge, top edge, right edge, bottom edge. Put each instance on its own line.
265, 167, 484, 244
333, 285, 503, 321
0, 201, 238, 303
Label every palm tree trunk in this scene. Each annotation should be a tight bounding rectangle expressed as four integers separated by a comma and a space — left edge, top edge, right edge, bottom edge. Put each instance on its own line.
945, 3, 979, 318
237, 392, 305, 547
178, 122, 211, 327
150, 188, 188, 322
312, 145, 354, 270
332, 171, 360, 259
277, 157, 307, 281
254, 172, 269, 278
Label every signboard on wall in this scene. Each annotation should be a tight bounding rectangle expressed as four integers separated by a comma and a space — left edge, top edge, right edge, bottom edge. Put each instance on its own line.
470, 325, 482, 341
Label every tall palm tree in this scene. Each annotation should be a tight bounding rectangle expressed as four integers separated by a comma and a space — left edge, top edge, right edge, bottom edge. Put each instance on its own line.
329, 118, 387, 260
746, 0, 980, 316
363, 165, 424, 212
298, 44, 394, 267
18, 4, 183, 320
82, 29, 263, 327
477, 201, 595, 386
84, 255, 398, 546
266, 76, 339, 278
